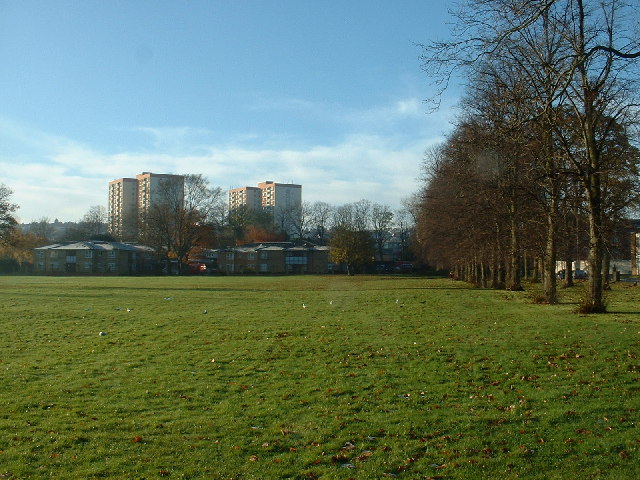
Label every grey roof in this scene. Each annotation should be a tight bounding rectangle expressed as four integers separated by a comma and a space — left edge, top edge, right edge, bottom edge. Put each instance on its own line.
35, 241, 154, 252
202, 243, 328, 254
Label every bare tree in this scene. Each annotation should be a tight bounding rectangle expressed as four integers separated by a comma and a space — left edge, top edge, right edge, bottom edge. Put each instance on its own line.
80, 205, 107, 238
401, 193, 422, 226
331, 203, 354, 231
419, 0, 640, 310
309, 201, 332, 245
393, 207, 414, 261
143, 174, 224, 273
284, 201, 312, 240
371, 203, 394, 262
352, 199, 372, 232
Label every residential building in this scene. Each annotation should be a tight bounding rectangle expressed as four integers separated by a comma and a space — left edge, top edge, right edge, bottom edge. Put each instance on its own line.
34, 241, 155, 275
136, 172, 184, 218
228, 186, 262, 211
228, 181, 302, 236
108, 177, 138, 240
258, 181, 302, 235
201, 242, 329, 274
108, 172, 184, 240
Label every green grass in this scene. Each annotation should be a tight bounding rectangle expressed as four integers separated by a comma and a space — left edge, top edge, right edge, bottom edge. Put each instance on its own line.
0, 275, 638, 479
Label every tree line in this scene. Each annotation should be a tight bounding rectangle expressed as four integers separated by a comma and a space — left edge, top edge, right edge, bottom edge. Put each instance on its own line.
415, 0, 640, 312
138, 175, 416, 274
0, 177, 417, 275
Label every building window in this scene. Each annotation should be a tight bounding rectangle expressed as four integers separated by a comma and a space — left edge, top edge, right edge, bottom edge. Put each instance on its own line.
108, 250, 116, 258
226, 252, 234, 260
285, 254, 308, 265
260, 263, 268, 273
107, 263, 116, 272
85, 250, 93, 258
84, 262, 92, 270
259, 251, 268, 259
248, 253, 255, 260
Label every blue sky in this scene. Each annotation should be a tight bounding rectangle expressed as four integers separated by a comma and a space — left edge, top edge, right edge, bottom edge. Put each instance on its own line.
0, 1, 459, 222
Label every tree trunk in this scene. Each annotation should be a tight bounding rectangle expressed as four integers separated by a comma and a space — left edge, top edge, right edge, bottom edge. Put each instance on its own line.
577, 0, 606, 313
583, 167, 606, 311
602, 250, 611, 290
507, 200, 523, 290
585, 208, 605, 311
582, 99, 606, 311
565, 258, 574, 287
544, 198, 558, 303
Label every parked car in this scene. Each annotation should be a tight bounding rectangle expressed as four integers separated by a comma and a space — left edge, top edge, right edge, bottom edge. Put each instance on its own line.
394, 262, 413, 272
574, 269, 588, 279
557, 269, 588, 280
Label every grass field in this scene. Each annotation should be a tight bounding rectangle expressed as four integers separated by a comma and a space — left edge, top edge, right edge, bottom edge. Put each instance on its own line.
0, 274, 638, 479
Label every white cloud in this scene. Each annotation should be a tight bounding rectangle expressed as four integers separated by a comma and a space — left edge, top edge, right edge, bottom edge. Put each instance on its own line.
1, 96, 450, 222
395, 98, 421, 116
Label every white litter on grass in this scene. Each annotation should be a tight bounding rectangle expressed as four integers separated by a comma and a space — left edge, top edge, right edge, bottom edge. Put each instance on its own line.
203, 309, 208, 314
99, 331, 107, 336
127, 308, 133, 312
302, 303, 307, 309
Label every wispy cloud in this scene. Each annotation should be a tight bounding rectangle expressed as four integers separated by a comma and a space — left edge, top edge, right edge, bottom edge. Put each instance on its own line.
1, 97, 448, 222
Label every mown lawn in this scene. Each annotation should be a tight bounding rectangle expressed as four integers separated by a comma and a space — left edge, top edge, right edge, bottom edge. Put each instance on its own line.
0, 275, 638, 479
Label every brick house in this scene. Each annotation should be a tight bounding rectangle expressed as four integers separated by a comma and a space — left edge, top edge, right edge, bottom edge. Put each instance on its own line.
34, 241, 155, 275
202, 242, 330, 274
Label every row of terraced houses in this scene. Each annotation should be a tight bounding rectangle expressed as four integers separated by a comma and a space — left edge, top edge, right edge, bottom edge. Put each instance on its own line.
33, 241, 330, 275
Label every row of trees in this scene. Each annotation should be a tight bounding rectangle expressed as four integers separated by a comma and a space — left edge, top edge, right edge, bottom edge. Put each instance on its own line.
326, 199, 415, 274
416, 0, 640, 312
140, 174, 417, 274
228, 198, 418, 275
1, 176, 418, 275
131, 173, 418, 274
